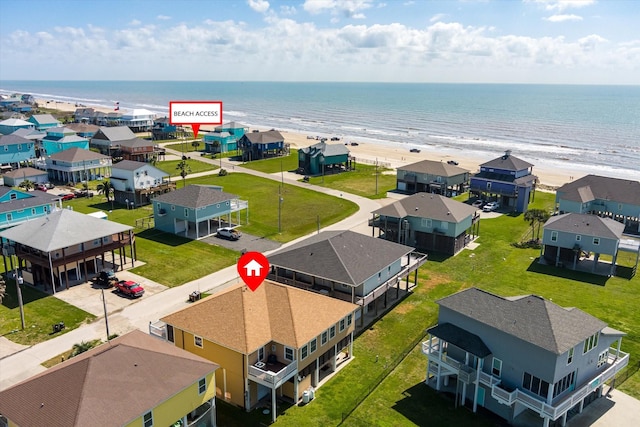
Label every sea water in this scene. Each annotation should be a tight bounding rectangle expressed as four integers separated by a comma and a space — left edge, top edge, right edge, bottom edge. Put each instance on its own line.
1, 81, 638, 180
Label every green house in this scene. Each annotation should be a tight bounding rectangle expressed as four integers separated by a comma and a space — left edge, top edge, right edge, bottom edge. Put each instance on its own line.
298, 142, 350, 175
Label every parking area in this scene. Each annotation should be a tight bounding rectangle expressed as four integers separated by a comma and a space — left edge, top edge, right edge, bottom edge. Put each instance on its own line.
52, 270, 168, 317
200, 231, 282, 254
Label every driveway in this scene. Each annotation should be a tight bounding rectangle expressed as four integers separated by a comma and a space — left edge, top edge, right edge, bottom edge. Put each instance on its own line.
200, 232, 282, 253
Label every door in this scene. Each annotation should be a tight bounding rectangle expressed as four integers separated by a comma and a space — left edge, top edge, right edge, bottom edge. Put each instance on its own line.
477, 386, 485, 407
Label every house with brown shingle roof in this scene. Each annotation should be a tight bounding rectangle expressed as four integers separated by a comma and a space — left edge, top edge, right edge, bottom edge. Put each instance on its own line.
154, 280, 358, 422
423, 287, 628, 427
0, 330, 220, 427
45, 147, 112, 184
371, 193, 480, 255
238, 130, 286, 161
396, 159, 470, 196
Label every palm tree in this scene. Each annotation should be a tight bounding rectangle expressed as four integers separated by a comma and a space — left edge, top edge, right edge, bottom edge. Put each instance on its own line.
97, 179, 115, 209
524, 208, 551, 242
176, 159, 192, 188
19, 179, 35, 191
191, 140, 201, 151
0, 277, 7, 304
211, 140, 221, 156
70, 341, 96, 357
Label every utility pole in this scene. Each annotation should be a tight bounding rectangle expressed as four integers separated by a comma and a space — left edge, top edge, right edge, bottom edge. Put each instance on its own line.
14, 263, 25, 330
101, 288, 110, 340
278, 187, 283, 233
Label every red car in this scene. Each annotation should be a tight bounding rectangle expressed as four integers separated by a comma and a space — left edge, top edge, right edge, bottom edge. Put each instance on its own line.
114, 280, 145, 298
59, 193, 75, 201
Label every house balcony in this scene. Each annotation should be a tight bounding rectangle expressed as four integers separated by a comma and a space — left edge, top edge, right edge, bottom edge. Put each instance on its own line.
422, 338, 477, 384
487, 348, 629, 421
248, 359, 298, 389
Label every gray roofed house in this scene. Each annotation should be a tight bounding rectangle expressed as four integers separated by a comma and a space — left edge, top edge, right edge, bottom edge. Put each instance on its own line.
0, 187, 59, 230
0, 330, 219, 427
423, 287, 629, 427
0, 209, 135, 292
90, 126, 137, 154
110, 160, 174, 207
238, 130, 286, 161
371, 193, 480, 255
2, 166, 48, 187
555, 174, 640, 234
540, 212, 638, 276
45, 147, 112, 184
153, 184, 248, 239
0, 133, 37, 166
396, 159, 470, 196
268, 230, 427, 327
9, 127, 45, 140
27, 113, 61, 130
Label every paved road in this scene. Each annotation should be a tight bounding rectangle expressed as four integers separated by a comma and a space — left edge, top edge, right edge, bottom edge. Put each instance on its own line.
0, 147, 383, 389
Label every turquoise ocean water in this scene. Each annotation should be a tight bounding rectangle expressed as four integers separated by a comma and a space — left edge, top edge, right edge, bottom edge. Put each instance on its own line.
1, 81, 638, 180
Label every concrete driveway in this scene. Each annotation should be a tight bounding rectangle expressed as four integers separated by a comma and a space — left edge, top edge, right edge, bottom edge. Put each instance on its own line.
52, 271, 168, 317
200, 232, 281, 254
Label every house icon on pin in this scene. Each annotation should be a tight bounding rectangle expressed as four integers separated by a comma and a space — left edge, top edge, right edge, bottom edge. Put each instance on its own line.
243, 259, 264, 277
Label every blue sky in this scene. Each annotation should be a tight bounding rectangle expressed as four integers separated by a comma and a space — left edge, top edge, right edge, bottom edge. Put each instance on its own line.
1, 0, 638, 83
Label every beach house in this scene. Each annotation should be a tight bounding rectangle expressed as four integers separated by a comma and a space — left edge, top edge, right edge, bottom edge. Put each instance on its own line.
0, 187, 58, 230
297, 142, 351, 176
423, 287, 628, 427
370, 193, 480, 255
238, 130, 286, 161
151, 280, 358, 423
203, 121, 247, 154
90, 126, 137, 156
152, 184, 248, 239
41, 126, 90, 156
555, 174, 640, 234
2, 167, 48, 188
119, 136, 155, 162
0, 330, 220, 427
396, 159, 470, 196
66, 122, 100, 138
73, 107, 96, 123
0, 209, 135, 292
110, 159, 174, 207
0, 118, 35, 135
120, 108, 156, 132
27, 113, 61, 131
540, 212, 639, 277
152, 117, 181, 140
267, 230, 426, 327
0, 134, 36, 165
45, 147, 112, 184
469, 150, 537, 213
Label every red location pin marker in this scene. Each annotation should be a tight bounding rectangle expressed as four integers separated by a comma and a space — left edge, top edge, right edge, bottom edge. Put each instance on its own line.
237, 252, 269, 292
169, 101, 223, 139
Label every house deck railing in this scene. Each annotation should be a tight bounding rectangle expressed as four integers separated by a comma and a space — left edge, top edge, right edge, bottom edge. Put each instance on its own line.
489, 349, 629, 421
248, 360, 298, 388
149, 320, 167, 340
422, 339, 477, 384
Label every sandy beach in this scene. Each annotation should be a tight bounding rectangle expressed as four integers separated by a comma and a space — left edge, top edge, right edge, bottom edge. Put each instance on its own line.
39, 97, 584, 189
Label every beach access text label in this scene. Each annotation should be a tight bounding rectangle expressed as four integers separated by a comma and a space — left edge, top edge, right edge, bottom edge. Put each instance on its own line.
169, 101, 222, 138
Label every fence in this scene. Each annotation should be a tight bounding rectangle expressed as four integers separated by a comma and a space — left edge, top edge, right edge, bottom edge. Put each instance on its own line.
353, 157, 392, 168
338, 329, 429, 425
607, 360, 640, 388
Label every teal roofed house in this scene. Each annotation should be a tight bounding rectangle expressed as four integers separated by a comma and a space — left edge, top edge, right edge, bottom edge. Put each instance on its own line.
41, 127, 89, 156
0, 118, 35, 135
0, 187, 59, 230
298, 141, 351, 175
216, 121, 247, 139
0, 134, 36, 165
27, 114, 61, 131
204, 121, 247, 154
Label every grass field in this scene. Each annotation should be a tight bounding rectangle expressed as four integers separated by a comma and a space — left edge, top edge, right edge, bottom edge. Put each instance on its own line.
155, 158, 218, 177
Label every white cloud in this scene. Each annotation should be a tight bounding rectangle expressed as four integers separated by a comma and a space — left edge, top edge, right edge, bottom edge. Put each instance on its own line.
280, 5, 297, 15
129, 19, 141, 26
528, 0, 596, 12
248, 0, 270, 13
430, 13, 446, 23
544, 14, 583, 22
303, 0, 373, 19
157, 15, 171, 20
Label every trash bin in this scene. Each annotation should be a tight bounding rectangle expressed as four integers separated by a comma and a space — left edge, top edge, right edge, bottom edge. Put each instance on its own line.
302, 390, 310, 404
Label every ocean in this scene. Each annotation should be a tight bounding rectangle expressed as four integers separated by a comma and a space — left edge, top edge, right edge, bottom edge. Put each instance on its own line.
1, 81, 638, 181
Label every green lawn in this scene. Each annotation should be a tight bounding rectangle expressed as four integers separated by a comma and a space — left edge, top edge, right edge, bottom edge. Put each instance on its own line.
155, 158, 218, 177
237, 150, 300, 174
304, 163, 397, 200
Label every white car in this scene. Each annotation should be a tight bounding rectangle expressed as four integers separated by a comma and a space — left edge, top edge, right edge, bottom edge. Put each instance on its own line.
471, 200, 484, 208
217, 227, 241, 240
483, 202, 500, 212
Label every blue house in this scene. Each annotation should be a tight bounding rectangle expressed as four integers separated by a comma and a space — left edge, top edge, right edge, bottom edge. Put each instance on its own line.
41, 127, 90, 156
555, 174, 640, 235
204, 131, 237, 154
0, 96, 22, 109
469, 150, 537, 213
371, 193, 480, 255
10, 104, 32, 113
238, 130, 286, 161
0, 134, 36, 165
0, 187, 59, 230
298, 142, 351, 175
153, 184, 248, 239
27, 114, 61, 131
0, 118, 35, 135
151, 117, 180, 140
423, 288, 628, 427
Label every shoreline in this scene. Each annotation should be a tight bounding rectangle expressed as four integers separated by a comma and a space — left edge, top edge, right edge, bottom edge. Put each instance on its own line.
37, 97, 591, 189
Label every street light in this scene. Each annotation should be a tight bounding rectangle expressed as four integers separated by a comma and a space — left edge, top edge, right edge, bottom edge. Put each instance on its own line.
278, 195, 284, 233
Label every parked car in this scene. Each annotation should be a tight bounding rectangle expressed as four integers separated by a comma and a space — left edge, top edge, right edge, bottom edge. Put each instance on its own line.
36, 183, 48, 192
59, 193, 75, 201
447, 160, 459, 165
217, 227, 241, 241
410, 148, 421, 153
73, 189, 93, 198
114, 280, 145, 298
331, 137, 341, 141
350, 142, 359, 146
483, 201, 500, 212
471, 199, 485, 208
94, 269, 118, 288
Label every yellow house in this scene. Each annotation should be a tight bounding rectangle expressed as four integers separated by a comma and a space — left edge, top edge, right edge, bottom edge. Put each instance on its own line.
155, 280, 358, 422
0, 330, 219, 427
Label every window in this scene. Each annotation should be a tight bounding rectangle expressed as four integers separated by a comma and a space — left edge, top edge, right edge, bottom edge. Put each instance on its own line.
618, 203, 623, 211
492, 357, 502, 377
486, 182, 492, 190
593, 237, 600, 245
301, 345, 308, 360
6, 213, 12, 221
143, 411, 153, 427
551, 231, 558, 242
309, 338, 317, 354
567, 347, 574, 365
184, 208, 189, 217
321, 331, 328, 345
522, 372, 550, 398
167, 325, 174, 343
421, 218, 432, 228
330, 325, 336, 339
9, 193, 16, 200
583, 332, 599, 354
575, 235, 581, 242
597, 350, 609, 368
284, 346, 294, 361
258, 346, 265, 361
347, 314, 353, 326
194, 335, 203, 348
171, 205, 175, 211
31, 208, 36, 215
339, 318, 345, 332
198, 377, 206, 394
553, 371, 576, 398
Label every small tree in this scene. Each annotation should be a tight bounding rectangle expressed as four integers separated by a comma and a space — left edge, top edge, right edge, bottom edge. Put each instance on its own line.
191, 140, 201, 151
176, 158, 191, 188
0, 277, 6, 304
524, 208, 550, 242
211, 140, 221, 155
19, 179, 35, 191
70, 341, 97, 358
97, 179, 114, 202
